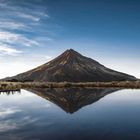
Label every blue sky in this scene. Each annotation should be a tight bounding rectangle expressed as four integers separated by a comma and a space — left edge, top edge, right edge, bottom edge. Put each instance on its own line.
0, 0, 140, 78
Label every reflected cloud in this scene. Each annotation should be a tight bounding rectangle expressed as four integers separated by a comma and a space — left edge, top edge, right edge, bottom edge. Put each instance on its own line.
0, 120, 18, 132
0, 88, 140, 140
0, 108, 21, 118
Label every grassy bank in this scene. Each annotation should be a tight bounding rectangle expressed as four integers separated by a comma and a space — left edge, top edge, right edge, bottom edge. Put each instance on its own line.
0, 81, 140, 90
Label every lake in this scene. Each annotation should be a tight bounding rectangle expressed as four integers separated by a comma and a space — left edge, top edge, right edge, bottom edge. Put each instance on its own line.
0, 88, 140, 140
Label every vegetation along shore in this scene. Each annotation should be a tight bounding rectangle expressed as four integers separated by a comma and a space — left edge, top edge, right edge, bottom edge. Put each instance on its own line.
0, 81, 140, 91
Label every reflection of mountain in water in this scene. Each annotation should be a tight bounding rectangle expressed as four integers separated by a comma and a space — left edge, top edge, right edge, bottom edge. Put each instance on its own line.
27, 88, 118, 114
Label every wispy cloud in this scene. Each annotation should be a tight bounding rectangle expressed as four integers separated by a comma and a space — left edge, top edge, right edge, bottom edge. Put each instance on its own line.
16, 13, 41, 22
0, 31, 39, 47
0, 0, 53, 56
0, 43, 22, 56
0, 21, 27, 30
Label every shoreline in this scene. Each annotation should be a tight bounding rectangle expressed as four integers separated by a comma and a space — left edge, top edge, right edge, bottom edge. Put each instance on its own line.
0, 81, 140, 91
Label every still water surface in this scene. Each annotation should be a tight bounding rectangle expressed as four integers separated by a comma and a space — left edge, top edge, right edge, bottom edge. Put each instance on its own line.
0, 88, 140, 140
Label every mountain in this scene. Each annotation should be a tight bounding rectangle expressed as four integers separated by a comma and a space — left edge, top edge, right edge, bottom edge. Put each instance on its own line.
3, 49, 136, 82
27, 88, 118, 113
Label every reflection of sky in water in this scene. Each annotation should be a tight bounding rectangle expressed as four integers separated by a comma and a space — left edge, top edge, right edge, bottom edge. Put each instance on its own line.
0, 89, 140, 140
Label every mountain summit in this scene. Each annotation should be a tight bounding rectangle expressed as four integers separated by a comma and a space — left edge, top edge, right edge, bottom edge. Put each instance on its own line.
4, 49, 136, 82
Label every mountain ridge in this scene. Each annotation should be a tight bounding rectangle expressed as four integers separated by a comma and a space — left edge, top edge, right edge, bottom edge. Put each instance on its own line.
3, 49, 136, 82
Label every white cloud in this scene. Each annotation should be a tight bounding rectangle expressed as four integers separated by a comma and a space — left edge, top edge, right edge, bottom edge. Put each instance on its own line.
17, 13, 41, 22
0, 21, 27, 30
0, 44, 22, 56
0, 0, 51, 53
0, 31, 39, 47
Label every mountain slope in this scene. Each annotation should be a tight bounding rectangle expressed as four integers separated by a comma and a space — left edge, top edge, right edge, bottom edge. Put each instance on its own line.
3, 49, 136, 82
